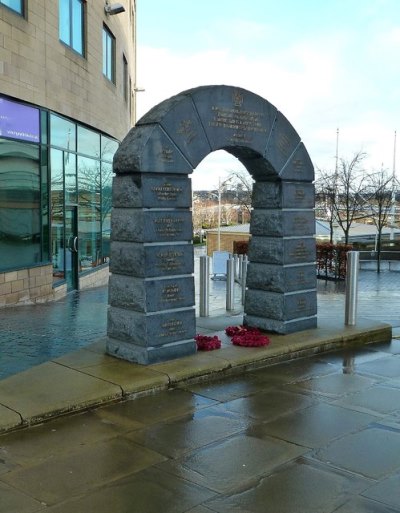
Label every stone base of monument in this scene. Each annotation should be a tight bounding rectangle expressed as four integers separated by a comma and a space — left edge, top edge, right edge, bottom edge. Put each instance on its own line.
243, 314, 317, 335
106, 306, 197, 365
106, 337, 196, 365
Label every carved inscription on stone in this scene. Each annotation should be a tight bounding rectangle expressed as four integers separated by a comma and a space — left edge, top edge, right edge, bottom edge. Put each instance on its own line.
151, 182, 183, 202
161, 284, 184, 304
292, 157, 305, 173
293, 216, 308, 230
209, 105, 267, 144
276, 132, 292, 159
177, 119, 197, 144
295, 186, 305, 200
153, 217, 184, 237
158, 147, 174, 163
290, 242, 310, 260
156, 249, 184, 272
296, 297, 307, 311
159, 318, 186, 338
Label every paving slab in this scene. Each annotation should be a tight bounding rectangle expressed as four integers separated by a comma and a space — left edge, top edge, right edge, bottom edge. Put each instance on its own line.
0, 362, 122, 430
0, 317, 392, 434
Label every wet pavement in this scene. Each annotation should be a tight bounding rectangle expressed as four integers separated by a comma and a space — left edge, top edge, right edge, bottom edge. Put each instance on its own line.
0, 261, 400, 511
1, 265, 400, 380
1, 339, 400, 512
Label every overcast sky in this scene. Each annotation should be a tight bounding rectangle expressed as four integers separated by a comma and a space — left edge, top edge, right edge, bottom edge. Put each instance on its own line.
136, 0, 400, 190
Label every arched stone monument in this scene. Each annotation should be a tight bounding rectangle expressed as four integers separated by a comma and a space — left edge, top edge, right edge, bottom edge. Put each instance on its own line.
107, 85, 317, 364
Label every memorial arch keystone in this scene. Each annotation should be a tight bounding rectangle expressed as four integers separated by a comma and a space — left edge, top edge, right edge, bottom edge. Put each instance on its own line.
107, 85, 317, 364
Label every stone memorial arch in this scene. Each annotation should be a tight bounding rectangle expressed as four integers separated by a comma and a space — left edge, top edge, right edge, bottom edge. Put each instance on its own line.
107, 85, 317, 364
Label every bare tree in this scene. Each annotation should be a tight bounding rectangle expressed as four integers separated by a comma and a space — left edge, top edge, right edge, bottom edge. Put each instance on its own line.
226, 169, 253, 219
365, 169, 397, 272
315, 169, 337, 243
317, 152, 369, 244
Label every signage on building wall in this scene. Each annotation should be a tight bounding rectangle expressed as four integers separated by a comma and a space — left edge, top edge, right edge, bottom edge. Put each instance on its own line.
0, 97, 40, 143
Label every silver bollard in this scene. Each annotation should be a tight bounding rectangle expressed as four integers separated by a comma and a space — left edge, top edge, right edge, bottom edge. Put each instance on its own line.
345, 251, 359, 325
226, 256, 235, 311
233, 254, 238, 280
199, 255, 210, 317
241, 255, 248, 305
238, 254, 244, 281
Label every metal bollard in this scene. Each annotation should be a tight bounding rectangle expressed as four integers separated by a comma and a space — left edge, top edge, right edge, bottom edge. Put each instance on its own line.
226, 256, 235, 311
238, 254, 243, 281
199, 255, 210, 317
241, 255, 248, 305
345, 251, 359, 325
233, 254, 238, 280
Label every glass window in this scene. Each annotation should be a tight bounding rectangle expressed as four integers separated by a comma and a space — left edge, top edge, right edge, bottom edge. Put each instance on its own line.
77, 126, 100, 158
41, 147, 50, 261
101, 135, 118, 163
0, 0, 23, 15
78, 157, 101, 271
50, 149, 65, 281
0, 139, 40, 271
65, 152, 77, 205
50, 114, 76, 151
101, 162, 112, 263
59, 0, 84, 55
103, 25, 115, 83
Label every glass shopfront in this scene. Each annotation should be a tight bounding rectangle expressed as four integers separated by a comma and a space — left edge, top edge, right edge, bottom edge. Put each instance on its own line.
0, 95, 118, 289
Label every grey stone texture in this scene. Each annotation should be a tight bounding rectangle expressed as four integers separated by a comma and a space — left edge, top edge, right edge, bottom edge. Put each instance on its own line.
245, 289, 317, 321
110, 242, 194, 278
250, 210, 315, 237
111, 209, 193, 243
246, 263, 316, 293
248, 236, 316, 265
109, 275, 195, 312
108, 84, 317, 363
112, 174, 192, 208
252, 182, 315, 209
107, 306, 196, 347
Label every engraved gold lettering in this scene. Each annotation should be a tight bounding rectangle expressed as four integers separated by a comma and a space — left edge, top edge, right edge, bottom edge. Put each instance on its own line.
209, 105, 267, 144
151, 182, 183, 201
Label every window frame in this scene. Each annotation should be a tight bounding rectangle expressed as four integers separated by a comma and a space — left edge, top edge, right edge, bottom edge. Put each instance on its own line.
102, 24, 116, 84
59, 0, 85, 57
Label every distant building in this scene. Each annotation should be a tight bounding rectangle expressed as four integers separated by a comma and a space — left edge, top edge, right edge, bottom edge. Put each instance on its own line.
0, 1, 136, 306
206, 219, 400, 256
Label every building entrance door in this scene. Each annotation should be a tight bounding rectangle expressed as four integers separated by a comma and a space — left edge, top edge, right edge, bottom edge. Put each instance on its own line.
65, 206, 79, 290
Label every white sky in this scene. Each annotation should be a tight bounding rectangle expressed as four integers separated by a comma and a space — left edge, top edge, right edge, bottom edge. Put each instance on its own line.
135, 0, 400, 190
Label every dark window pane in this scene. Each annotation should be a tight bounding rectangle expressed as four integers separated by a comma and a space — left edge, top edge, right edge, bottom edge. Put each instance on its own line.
77, 126, 100, 158
0, 139, 40, 271
50, 149, 65, 281
41, 147, 50, 261
78, 157, 101, 271
50, 114, 76, 151
101, 135, 118, 162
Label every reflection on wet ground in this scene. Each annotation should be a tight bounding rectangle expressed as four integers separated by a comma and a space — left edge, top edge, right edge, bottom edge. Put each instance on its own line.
1, 267, 400, 379
1, 341, 400, 512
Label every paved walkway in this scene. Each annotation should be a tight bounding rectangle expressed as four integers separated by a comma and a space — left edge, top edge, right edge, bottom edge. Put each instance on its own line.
0, 266, 400, 511
1, 335, 400, 512
1, 267, 399, 380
